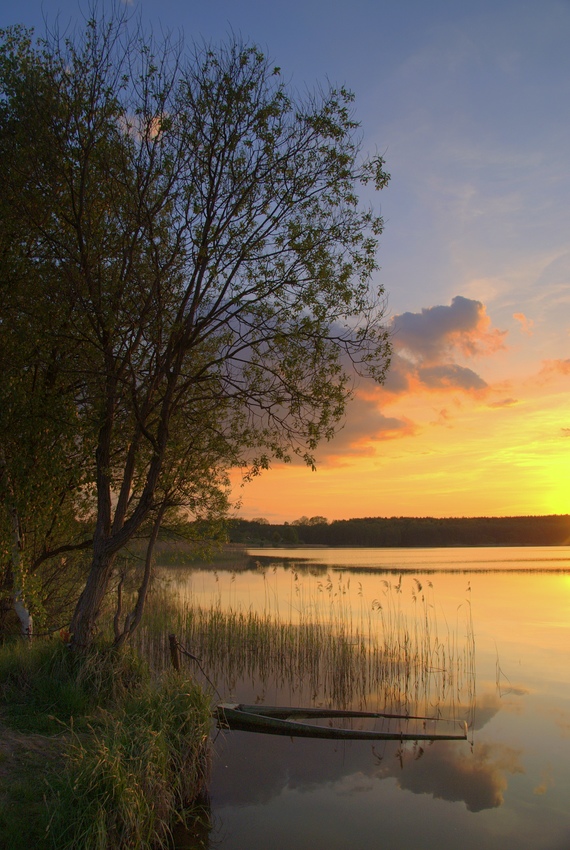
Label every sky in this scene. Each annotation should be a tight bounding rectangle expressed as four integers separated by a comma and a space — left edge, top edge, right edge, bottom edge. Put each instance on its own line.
2, 0, 569, 521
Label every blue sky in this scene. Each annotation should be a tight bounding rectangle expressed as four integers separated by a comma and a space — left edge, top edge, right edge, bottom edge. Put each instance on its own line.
2, 0, 569, 519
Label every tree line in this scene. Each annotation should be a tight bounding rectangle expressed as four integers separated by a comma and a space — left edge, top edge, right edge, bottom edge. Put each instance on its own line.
229, 515, 570, 547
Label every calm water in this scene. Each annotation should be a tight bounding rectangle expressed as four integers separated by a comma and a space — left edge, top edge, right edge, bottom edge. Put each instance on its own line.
172, 546, 570, 850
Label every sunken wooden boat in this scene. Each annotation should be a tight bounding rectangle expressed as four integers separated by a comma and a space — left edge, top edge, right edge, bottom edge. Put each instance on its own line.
215, 703, 468, 741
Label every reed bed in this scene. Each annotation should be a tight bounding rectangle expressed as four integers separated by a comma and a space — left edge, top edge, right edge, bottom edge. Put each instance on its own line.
132, 568, 475, 725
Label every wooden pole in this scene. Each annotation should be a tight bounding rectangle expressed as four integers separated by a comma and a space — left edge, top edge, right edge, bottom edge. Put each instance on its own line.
169, 633, 181, 672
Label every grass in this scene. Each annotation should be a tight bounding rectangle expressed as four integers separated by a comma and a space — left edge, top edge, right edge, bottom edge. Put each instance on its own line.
0, 639, 212, 850
0, 722, 64, 849
50, 672, 210, 850
0, 639, 149, 734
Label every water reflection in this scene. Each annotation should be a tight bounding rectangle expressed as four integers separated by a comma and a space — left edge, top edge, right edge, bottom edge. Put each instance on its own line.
207, 706, 521, 813
247, 544, 570, 572
159, 547, 570, 850
393, 739, 524, 811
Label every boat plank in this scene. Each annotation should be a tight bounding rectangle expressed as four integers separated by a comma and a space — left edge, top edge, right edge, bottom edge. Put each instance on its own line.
215, 704, 468, 741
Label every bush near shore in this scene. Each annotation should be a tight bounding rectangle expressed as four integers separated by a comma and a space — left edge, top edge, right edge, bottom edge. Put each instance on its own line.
0, 640, 211, 850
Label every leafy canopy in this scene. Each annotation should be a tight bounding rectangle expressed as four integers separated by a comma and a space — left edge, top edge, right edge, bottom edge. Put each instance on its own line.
0, 10, 391, 644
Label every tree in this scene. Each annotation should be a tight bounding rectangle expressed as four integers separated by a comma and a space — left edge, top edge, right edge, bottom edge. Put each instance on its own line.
291, 515, 328, 526
0, 11, 391, 648
0, 27, 95, 635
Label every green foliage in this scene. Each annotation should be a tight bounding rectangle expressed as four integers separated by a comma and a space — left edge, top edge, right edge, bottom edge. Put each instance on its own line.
0, 26, 93, 627
291, 515, 329, 526
0, 9, 390, 646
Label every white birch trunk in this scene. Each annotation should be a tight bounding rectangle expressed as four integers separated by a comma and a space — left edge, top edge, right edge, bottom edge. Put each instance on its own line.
10, 506, 33, 638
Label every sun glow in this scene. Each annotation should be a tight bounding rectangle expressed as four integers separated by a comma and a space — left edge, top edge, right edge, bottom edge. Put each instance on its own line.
233, 377, 570, 522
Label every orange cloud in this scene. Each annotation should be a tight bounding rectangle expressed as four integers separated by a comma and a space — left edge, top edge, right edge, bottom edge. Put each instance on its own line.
513, 313, 534, 336
418, 364, 487, 391
488, 397, 518, 408
378, 296, 508, 404
540, 358, 570, 377
430, 408, 452, 427
513, 312, 534, 336
331, 296, 509, 452
323, 394, 417, 459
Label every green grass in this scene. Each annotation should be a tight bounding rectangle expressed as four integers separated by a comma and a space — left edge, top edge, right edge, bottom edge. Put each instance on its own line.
0, 640, 212, 850
0, 639, 149, 733
49, 672, 210, 850
0, 726, 63, 850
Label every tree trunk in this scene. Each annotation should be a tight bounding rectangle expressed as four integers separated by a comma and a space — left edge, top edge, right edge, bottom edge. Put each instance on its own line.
70, 545, 117, 648
10, 506, 33, 638
0, 447, 33, 638
113, 504, 165, 649
13, 595, 33, 638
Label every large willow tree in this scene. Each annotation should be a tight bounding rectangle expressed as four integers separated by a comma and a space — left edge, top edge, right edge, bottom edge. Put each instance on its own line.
0, 11, 391, 647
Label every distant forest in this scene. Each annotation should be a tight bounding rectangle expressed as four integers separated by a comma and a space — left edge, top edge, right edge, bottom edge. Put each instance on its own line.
228, 515, 570, 547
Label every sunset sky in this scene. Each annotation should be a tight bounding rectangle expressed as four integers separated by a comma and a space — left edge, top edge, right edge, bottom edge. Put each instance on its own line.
3, 0, 569, 521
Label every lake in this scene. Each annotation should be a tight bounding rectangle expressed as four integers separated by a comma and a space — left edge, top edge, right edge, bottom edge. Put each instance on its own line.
165, 546, 570, 850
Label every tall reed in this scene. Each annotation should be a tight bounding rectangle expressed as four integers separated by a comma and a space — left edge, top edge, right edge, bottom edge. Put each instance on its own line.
133, 568, 475, 725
